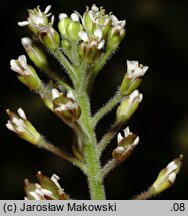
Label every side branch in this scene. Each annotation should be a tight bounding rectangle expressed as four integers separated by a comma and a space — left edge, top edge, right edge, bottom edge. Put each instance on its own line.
101, 158, 119, 179
97, 121, 124, 156
37, 137, 86, 173
51, 48, 78, 82
92, 91, 123, 127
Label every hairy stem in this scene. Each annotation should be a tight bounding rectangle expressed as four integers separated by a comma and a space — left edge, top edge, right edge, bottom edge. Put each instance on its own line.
43, 66, 73, 91
37, 137, 86, 172
75, 90, 106, 199
101, 158, 119, 179
98, 121, 124, 156
51, 48, 78, 83
93, 91, 123, 127
134, 187, 156, 200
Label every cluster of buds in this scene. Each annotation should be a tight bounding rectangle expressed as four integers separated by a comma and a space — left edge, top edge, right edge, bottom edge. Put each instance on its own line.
10, 55, 41, 90
58, 12, 82, 41
151, 155, 183, 194
58, 4, 126, 63
24, 171, 69, 200
116, 90, 143, 123
112, 127, 139, 161
120, 60, 149, 95
52, 88, 81, 123
18, 5, 60, 49
6, 108, 41, 145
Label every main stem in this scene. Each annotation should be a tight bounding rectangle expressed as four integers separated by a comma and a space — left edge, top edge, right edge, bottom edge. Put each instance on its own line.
75, 89, 106, 200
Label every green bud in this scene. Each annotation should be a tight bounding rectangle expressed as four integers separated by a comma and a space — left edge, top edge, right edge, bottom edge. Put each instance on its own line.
39, 28, 60, 49
67, 21, 83, 40
152, 155, 183, 194
58, 16, 72, 37
21, 37, 48, 69
116, 90, 142, 123
61, 39, 71, 49
83, 10, 93, 34
106, 27, 125, 51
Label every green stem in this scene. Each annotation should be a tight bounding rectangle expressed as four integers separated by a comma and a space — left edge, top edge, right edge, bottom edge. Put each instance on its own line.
75, 90, 106, 200
51, 48, 78, 82
92, 51, 112, 76
37, 137, 86, 172
97, 121, 124, 156
134, 187, 156, 200
101, 158, 119, 179
92, 91, 122, 127
43, 66, 72, 91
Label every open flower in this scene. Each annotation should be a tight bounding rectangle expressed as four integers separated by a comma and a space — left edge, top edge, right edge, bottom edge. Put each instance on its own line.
120, 60, 149, 95
10, 55, 41, 90
10, 55, 31, 76
18, 5, 54, 32
24, 171, 69, 200
6, 108, 41, 144
127, 60, 148, 80
113, 127, 139, 161
52, 89, 81, 122
78, 29, 105, 63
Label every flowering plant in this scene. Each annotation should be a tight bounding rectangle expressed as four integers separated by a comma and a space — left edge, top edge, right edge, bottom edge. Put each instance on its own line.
6, 4, 183, 200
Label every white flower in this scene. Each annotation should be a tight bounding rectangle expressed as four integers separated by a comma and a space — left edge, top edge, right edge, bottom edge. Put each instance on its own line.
10, 55, 32, 76
6, 108, 27, 133
110, 14, 126, 29
18, 5, 54, 32
78, 29, 105, 49
117, 127, 132, 143
127, 60, 148, 80
6, 108, 40, 144
117, 127, 139, 146
129, 89, 143, 103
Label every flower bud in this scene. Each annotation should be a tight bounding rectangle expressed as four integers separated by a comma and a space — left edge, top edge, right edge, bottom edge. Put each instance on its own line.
52, 89, 81, 123
116, 90, 143, 123
6, 108, 41, 145
61, 39, 71, 50
10, 55, 41, 90
112, 127, 139, 161
39, 28, 60, 49
106, 27, 125, 51
58, 14, 72, 37
21, 37, 48, 69
152, 155, 183, 194
58, 13, 82, 40
120, 60, 148, 95
82, 9, 94, 34
24, 171, 69, 200
67, 21, 83, 40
